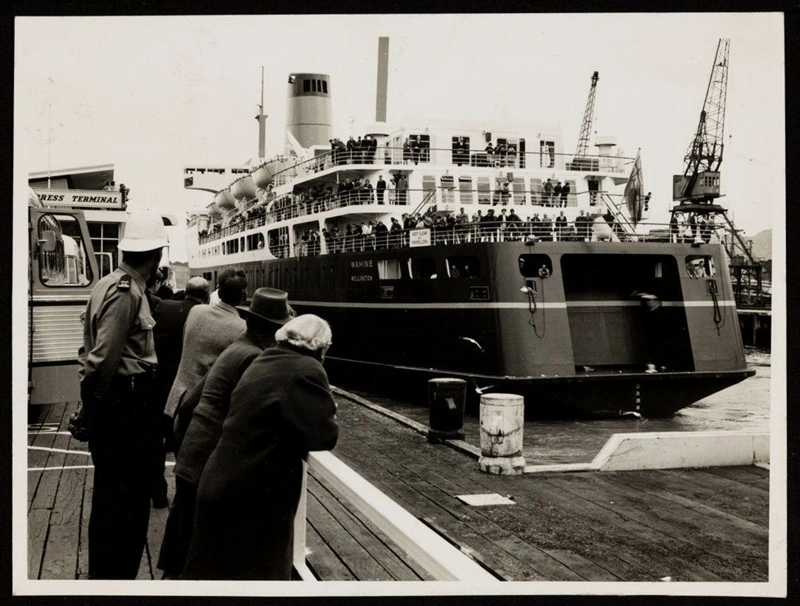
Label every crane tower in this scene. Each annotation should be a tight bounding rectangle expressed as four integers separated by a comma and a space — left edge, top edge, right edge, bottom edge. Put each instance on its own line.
673, 39, 729, 204
571, 71, 599, 170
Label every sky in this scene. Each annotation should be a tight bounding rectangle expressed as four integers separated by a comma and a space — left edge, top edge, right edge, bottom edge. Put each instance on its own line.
15, 13, 785, 262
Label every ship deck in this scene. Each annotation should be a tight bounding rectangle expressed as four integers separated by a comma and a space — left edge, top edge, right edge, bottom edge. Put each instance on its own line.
27, 397, 769, 583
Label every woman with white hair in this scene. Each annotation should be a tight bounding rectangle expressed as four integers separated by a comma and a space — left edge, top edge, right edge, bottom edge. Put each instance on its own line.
181, 315, 338, 580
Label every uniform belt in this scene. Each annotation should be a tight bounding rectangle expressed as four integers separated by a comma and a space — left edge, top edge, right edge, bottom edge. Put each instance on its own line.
112, 369, 156, 394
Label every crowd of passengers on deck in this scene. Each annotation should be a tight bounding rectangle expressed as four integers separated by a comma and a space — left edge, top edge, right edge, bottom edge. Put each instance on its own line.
277, 205, 712, 258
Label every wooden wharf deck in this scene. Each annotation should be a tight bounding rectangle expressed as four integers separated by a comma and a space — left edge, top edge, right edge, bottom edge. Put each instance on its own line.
26, 396, 769, 583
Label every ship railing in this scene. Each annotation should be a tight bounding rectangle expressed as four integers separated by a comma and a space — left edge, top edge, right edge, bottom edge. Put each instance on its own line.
289, 219, 720, 257
197, 190, 720, 249
198, 188, 628, 245
199, 218, 724, 256
267, 145, 636, 182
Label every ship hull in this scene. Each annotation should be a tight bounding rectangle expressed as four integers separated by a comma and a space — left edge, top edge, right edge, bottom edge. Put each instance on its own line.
324, 356, 752, 418
191, 240, 754, 418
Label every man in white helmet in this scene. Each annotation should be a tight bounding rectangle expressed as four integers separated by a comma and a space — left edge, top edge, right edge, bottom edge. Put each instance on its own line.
76, 210, 168, 579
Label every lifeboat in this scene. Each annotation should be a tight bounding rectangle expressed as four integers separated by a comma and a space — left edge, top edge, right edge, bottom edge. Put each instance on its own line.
214, 189, 237, 211
206, 201, 221, 219
251, 157, 293, 188
231, 175, 257, 201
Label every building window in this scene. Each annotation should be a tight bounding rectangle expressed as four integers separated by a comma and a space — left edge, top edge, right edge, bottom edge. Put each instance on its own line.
322, 80, 328, 94
459, 177, 473, 205
530, 178, 543, 206
440, 176, 455, 206
477, 176, 491, 204
452, 136, 470, 165
303, 79, 310, 93
540, 141, 555, 168
518, 254, 553, 279
685, 255, 716, 279
408, 257, 437, 279
377, 259, 401, 280
447, 255, 479, 278
89, 221, 120, 277
512, 177, 525, 206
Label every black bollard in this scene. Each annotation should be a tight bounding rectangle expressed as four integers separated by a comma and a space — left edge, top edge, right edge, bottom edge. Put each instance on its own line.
427, 378, 466, 443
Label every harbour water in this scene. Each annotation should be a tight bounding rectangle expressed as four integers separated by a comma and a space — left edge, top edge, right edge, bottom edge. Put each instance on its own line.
335, 349, 771, 464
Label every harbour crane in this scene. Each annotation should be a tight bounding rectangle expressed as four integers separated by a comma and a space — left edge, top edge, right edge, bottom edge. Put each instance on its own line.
672, 39, 729, 205
571, 71, 599, 170
671, 39, 767, 308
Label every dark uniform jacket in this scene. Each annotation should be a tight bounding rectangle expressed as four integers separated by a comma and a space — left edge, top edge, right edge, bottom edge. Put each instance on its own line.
181, 344, 338, 580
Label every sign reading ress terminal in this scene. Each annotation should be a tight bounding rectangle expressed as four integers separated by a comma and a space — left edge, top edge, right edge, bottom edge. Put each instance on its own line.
36, 190, 122, 209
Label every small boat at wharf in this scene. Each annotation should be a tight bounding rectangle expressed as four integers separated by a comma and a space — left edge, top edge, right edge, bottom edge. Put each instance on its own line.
184, 46, 754, 419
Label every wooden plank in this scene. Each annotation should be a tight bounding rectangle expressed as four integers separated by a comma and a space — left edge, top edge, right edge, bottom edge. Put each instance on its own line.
27, 509, 50, 580
335, 406, 611, 581
613, 468, 769, 527
453, 467, 711, 582
602, 471, 769, 543
39, 464, 86, 579
351, 403, 706, 581
308, 473, 425, 581
30, 432, 75, 511
353, 424, 633, 581
330, 398, 767, 582
698, 465, 770, 487
305, 522, 355, 581
308, 451, 499, 583
419, 516, 515, 581
305, 490, 392, 581
27, 403, 66, 508
576, 472, 767, 559
539, 475, 744, 581
360, 473, 544, 582
76, 468, 92, 580
541, 548, 622, 582
418, 466, 664, 582
402, 475, 585, 581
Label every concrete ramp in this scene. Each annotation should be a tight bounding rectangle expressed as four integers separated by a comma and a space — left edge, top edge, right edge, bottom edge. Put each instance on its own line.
592, 431, 769, 471
525, 431, 769, 473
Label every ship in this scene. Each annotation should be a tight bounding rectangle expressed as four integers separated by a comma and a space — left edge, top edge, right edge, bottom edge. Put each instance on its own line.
184, 40, 754, 418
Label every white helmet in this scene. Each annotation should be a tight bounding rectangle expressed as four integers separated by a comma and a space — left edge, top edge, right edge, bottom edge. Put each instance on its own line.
118, 211, 169, 252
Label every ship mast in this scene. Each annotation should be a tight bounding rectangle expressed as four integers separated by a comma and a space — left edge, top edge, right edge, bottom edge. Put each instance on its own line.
255, 66, 267, 159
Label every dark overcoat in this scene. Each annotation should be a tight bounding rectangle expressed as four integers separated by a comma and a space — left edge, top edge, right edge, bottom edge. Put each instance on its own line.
152, 297, 203, 411
180, 343, 339, 580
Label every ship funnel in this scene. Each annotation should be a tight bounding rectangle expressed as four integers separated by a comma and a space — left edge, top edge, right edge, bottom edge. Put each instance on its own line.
286, 73, 333, 150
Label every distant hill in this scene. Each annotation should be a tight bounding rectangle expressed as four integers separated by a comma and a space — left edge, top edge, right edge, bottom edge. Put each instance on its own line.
748, 229, 772, 260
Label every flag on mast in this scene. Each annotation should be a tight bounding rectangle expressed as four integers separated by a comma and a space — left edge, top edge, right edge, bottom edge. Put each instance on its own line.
623, 150, 644, 224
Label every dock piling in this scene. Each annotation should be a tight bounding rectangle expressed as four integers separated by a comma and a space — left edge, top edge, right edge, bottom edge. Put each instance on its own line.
427, 378, 466, 443
478, 393, 526, 475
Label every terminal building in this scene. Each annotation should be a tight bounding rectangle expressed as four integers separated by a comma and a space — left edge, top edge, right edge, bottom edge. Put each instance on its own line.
29, 163, 176, 278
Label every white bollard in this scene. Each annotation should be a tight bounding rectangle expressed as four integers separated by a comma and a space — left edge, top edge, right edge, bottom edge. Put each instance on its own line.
478, 393, 526, 475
